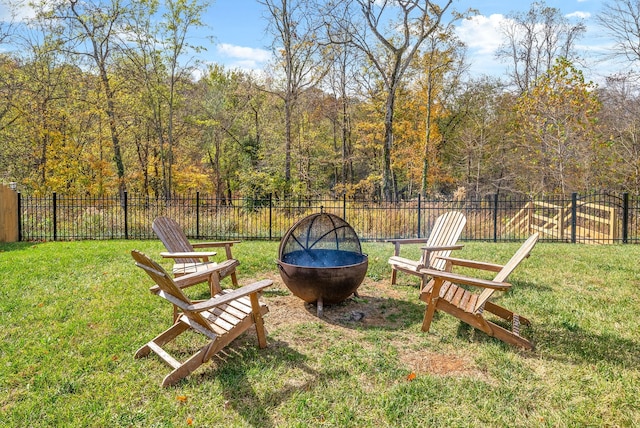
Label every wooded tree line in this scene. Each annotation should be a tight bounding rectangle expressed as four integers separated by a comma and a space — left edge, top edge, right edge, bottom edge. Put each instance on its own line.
2, 0, 640, 200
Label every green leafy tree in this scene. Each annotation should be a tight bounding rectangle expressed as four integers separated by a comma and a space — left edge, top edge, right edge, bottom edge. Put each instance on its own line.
511, 58, 602, 196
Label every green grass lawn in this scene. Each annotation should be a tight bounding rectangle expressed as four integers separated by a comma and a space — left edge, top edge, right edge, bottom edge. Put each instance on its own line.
1, 239, 638, 427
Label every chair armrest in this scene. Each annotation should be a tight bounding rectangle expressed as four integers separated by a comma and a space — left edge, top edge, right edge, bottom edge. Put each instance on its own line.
385, 238, 431, 245
437, 256, 503, 272
191, 241, 240, 259
420, 268, 511, 290
174, 259, 237, 286
419, 244, 464, 252
160, 251, 216, 259
390, 244, 464, 271
388, 256, 424, 271
191, 240, 241, 248
385, 238, 431, 256
187, 279, 273, 311
149, 260, 238, 293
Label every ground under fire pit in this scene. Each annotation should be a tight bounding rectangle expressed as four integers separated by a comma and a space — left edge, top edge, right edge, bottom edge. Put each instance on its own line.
277, 212, 368, 316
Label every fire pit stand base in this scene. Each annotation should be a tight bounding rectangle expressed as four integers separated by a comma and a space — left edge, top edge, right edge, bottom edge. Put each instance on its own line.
309, 291, 361, 317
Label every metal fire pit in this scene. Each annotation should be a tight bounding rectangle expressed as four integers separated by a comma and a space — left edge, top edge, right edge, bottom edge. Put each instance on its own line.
277, 212, 368, 316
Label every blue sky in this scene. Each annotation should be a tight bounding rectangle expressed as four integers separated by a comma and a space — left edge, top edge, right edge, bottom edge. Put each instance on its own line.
0, 0, 617, 80
203, 0, 616, 80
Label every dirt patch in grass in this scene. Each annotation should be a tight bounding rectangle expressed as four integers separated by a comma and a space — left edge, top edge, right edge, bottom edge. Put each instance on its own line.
397, 349, 484, 378
260, 274, 416, 330
247, 272, 483, 379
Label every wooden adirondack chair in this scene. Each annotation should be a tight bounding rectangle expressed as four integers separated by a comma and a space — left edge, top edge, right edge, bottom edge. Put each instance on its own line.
388, 211, 466, 288
152, 216, 240, 293
131, 250, 272, 387
419, 233, 539, 349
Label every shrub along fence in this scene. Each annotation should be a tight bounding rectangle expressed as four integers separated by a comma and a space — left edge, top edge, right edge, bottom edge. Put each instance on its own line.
12, 191, 640, 243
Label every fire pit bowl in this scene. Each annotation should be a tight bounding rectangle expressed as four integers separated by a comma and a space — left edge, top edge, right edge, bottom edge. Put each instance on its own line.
277, 212, 368, 316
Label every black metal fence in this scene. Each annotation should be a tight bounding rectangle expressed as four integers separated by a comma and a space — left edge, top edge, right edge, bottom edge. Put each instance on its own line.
15, 191, 640, 243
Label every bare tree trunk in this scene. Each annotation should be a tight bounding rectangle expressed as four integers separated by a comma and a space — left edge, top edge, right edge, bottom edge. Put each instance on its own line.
261, 0, 328, 196
65, 0, 127, 198
326, 0, 456, 201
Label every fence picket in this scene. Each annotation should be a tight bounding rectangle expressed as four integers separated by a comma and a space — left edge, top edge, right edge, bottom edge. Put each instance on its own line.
11, 192, 637, 243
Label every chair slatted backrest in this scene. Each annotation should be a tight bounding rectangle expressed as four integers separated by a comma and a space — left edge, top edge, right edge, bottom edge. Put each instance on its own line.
474, 233, 539, 312
131, 250, 210, 327
423, 211, 467, 271
152, 217, 199, 264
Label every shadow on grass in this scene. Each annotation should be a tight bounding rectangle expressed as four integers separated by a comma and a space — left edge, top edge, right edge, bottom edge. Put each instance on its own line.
534, 324, 640, 367
0, 242, 41, 252
307, 277, 550, 334
207, 339, 346, 428
300, 293, 425, 330
447, 314, 639, 368
451, 318, 535, 349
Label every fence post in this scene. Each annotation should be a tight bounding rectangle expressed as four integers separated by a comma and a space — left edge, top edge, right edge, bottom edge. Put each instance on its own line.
571, 192, 577, 243
269, 193, 273, 241
623, 192, 629, 243
417, 194, 422, 238
123, 191, 128, 240
343, 193, 346, 221
17, 192, 22, 241
196, 191, 200, 239
52, 192, 57, 241
493, 194, 498, 242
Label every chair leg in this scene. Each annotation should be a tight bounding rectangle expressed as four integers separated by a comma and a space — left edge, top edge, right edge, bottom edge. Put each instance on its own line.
486, 319, 534, 350
208, 272, 223, 296
230, 271, 239, 287
250, 293, 268, 348
421, 279, 445, 332
135, 321, 190, 359
419, 274, 428, 292
391, 242, 401, 285
421, 299, 438, 332
162, 345, 212, 387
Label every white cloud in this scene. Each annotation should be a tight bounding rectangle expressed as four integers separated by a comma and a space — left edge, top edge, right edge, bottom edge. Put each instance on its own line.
0, 0, 36, 22
455, 14, 509, 76
216, 43, 271, 64
213, 43, 271, 72
456, 14, 506, 55
566, 11, 591, 19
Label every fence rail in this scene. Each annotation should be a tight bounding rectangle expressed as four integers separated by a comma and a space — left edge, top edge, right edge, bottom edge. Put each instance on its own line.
12, 191, 640, 243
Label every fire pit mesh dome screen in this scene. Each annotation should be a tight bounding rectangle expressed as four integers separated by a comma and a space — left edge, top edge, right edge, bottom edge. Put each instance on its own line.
279, 212, 363, 267
277, 212, 368, 311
